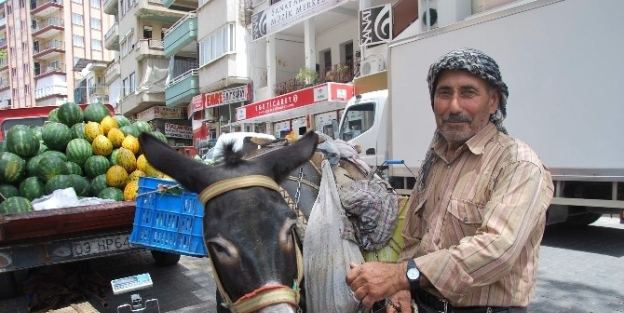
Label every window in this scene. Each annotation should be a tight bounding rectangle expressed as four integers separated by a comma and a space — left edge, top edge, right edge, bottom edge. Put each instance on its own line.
91, 18, 101, 30
23, 42, 28, 52
19, 0, 24, 8
72, 13, 84, 26
11, 68, 17, 77
71, 0, 82, 3
25, 85, 30, 95
143, 26, 152, 39
13, 88, 17, 98
199, 23, 235, 67
9, 26, 14, 36
23, 63, 29, 74
122, 77, 128, 97
10, 47, 15, 57
92, 39, 102, 50
7, 6, 12, 14
129, 72, 135, 93
50, 60, 60, 69
73, 35, 85, 47
91, 0, 100, 8
120, 0, 125, 15
21, 21, 27, 31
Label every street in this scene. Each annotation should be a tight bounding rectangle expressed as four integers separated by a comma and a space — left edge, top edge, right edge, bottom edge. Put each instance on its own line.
0, 215, 623, 313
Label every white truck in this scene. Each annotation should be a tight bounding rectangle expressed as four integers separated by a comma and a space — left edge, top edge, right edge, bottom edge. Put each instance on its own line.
337, 0, 624, 226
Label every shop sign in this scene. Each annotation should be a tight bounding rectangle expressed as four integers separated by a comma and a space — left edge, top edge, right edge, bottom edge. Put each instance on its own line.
187, 85, 252, 118
188, 94, 205, 119
251, 0, 348, 41
164, 123, 193, 139
359, 4, 393, 47
137, 106, 184, 121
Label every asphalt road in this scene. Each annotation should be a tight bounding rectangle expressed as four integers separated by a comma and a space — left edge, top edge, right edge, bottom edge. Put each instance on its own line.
1, 215, 623, 313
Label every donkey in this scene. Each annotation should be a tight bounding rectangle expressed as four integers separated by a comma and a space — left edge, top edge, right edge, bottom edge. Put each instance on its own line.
139, 131, 321, 313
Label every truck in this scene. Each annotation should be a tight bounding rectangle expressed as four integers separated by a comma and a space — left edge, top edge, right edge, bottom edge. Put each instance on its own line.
338, 0, 624, 226
0, 105, 181, 299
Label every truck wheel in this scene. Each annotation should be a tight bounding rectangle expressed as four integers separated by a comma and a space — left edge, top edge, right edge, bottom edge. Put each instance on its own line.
0, 272, 18, 300
151, 250, 181, 266
564, 212, 602, 227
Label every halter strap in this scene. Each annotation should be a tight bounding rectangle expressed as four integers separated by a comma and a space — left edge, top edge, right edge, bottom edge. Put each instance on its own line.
199, 175, 281, 204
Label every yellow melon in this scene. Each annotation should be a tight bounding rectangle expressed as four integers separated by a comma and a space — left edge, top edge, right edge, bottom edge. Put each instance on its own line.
144, 161, 164, 177
92, 135, 114, 156
122, 135, 140, 155
84, 122, 103, 143
124, 180, 139, 201
106, 165, 129, 189
100, 116, 119, 135
136, 154, 147, 172
107, 128, 125, 148
128, 169, 146, 182
117, 147, 137, 173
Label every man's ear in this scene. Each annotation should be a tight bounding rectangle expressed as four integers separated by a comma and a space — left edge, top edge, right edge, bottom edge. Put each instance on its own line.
488, 87, 500, 115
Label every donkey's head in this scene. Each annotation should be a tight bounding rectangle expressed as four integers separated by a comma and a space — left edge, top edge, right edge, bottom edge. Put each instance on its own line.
139, 131, 319, 313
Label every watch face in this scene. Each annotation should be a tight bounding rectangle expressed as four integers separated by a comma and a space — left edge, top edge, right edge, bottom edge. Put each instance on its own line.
407, 268, 419, 280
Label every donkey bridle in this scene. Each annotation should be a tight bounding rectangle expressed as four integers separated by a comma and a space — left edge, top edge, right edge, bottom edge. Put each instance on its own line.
199, 175, 305, 313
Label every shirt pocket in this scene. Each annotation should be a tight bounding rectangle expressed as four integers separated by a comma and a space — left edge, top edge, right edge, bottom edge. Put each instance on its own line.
446, 198, 484, 235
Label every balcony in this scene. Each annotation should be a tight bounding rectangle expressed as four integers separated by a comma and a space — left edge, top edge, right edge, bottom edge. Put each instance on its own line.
32, 17, 64, 40
0, 16, 6, 30
35, 84, 67, 100
105, 62, 120, 84
163, 12, 196, 58
0, 38, 6, 49
120, 90, 166, 116
90, 95, 109, 104
34, 63, 66, 79
135, 39, 164, 61
165, 69, 198, 107
103, 0, 118, 15
89, 83, 108, 96
31, 0, 63, 18
0, 58, 7, 72
273, 62, 355, 96
135, 0, 185, 23
0, 81, 8, 92
34, 40, 65, 60
105, 23, 119, 50
163, 0, 196, 11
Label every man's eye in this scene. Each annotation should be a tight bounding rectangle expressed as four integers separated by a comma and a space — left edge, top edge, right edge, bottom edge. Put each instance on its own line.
436, 90, 451, 97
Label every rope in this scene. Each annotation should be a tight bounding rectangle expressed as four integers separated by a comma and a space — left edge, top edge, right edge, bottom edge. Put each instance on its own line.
136, 183, 183, 198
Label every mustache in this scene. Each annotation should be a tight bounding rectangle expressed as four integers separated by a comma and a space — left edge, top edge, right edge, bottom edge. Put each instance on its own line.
443, 114, 472, 123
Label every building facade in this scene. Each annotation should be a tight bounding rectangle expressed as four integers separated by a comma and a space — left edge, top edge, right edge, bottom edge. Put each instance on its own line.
0, 0, 115, 109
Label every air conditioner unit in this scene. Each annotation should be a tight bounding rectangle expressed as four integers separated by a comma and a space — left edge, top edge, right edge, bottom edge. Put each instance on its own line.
360, 57, 386, 76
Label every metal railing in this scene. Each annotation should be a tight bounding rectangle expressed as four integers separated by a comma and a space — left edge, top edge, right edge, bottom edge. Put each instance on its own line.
0, 81, 9, 89
31, 0, 60, 10
0, 17, 6, 28
147, 0, 163, 5
89, 83, 108, 95
34, 63, 65, 76
164, 11, 196, 37
34, 40, 65, 54
105, 23, 118, 41
105, 62, 120, 80
35, 84, 67, 99
137, 38, 164, 50
32, 17, 64, 31
273, 62, 356, 96
0, 58, 7, 67
166, 68, 198, 87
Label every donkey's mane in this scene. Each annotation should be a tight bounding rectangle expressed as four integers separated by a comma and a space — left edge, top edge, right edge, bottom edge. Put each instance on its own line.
222, 142, 245, 165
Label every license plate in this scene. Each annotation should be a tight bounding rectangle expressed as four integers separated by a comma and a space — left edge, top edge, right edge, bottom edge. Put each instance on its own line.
72, 234, 133, 257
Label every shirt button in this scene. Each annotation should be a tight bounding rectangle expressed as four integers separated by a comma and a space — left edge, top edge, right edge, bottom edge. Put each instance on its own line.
446, 164, 451, 169
463, 217, 468, 222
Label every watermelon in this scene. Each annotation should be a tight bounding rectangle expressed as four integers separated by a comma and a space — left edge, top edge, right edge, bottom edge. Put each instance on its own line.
0, 152, 26, 184
151, 131, 168, 143
37, 155, 68, 182
90, 174, 109, 196
44, 174, 74, 195
19, 177, 45, 201
113, 115, 131, 128
6, 125, 40, 158
98, 187, 123, 201
132, 121, 152, 134
0, 184, 20, 204
0, 141, 7, 153
42, 122, 72, 151
48, 108, 60, 122
65, 161, 83, 176
26, 155, 44, 177
38, 141, 49, 155
42, 150, 67, 162
69, 174, 90, 197
0, 196, 34, 215
83, 103, 110, 123
71, 122, 87, 139
57, 102, 85, 127
66, 138, 93, 167
31, 126, 43, 141
84, 155, 110, 178
109, 149, 120, 165
119, 125, 139, 138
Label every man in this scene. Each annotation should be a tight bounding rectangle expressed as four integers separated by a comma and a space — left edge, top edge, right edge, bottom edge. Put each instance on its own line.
346, 48, 554, 313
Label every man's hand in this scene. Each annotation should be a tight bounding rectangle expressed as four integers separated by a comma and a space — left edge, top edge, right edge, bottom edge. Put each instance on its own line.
387, 290, 412, 313
345, 261, 409, 308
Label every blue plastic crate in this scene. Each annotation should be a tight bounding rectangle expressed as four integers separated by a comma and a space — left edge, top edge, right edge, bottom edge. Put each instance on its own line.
129, 177, 206, 257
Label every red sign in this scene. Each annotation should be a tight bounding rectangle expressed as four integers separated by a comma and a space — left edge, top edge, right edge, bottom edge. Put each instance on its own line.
237, 83, 353, 121
189, 94, 205, 119
187, 84, 251, 119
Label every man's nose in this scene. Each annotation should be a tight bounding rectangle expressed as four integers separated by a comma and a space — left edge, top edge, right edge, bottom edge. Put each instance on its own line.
449, 93, 462, 113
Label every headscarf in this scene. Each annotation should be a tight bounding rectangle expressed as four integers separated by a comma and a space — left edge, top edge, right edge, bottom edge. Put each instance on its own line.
417, 48, 510, 192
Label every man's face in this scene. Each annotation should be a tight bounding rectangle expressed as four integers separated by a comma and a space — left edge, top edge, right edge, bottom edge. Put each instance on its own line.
433, 70, 499, 149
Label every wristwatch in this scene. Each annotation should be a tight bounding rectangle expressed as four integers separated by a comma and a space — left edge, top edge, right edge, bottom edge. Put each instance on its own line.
406, 259, 420, 290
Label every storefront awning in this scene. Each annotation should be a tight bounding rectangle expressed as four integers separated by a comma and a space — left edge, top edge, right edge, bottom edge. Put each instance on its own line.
236, 83, 353, 123
188, 84, 252, 119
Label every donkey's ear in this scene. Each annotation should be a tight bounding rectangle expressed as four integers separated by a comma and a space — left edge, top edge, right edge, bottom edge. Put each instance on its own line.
138, 132, 210, 194
257, 131, 318, 182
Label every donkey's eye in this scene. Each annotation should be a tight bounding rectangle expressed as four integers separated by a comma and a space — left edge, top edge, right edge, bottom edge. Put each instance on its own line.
207, 239, 238, 261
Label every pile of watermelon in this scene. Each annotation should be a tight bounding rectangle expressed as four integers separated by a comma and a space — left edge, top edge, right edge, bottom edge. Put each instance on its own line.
0, 102, 171, 215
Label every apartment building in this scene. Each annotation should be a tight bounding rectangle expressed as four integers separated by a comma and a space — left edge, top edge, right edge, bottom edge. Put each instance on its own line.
0, 0, 114, 109
103, 0, 195, 145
